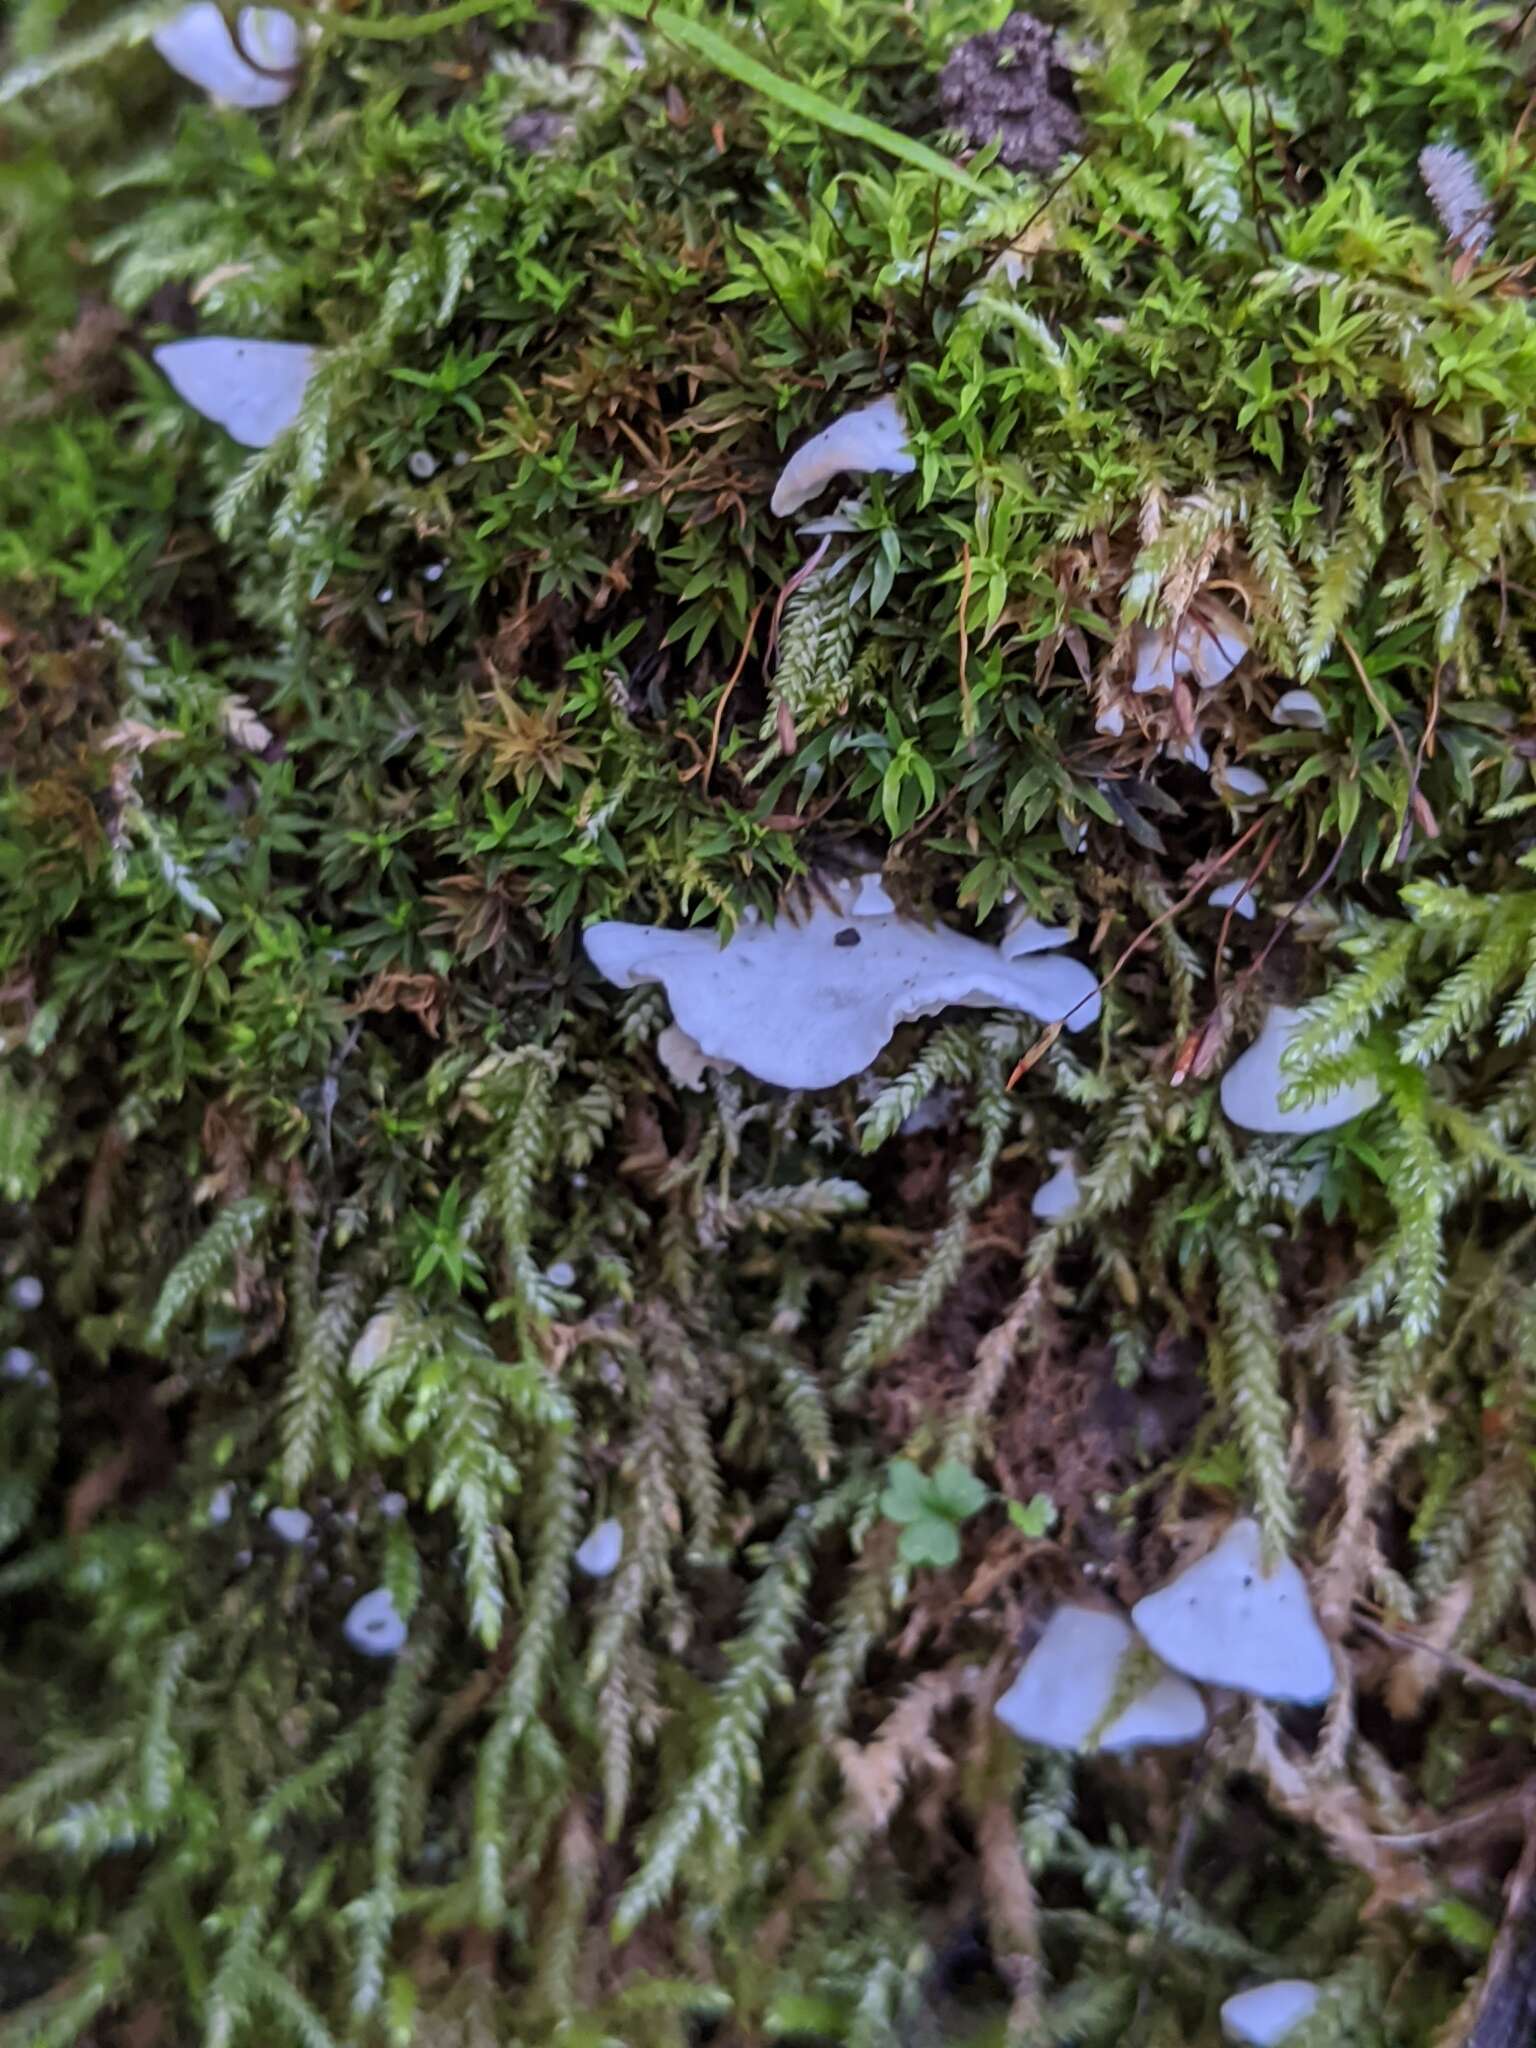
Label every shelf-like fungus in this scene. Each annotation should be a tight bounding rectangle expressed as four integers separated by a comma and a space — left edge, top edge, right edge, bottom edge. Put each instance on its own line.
1270, 689, 1326, 730
153, 338, 316, 449
770, 395, 916, 517
1031, 1151, 1082, 1222
583, 883, 1100, 1090
1209, 878, 1258, 921
1130, 1518, 1334, 1706
1219, 1980, 1322, 2046
995, 1605, 1207, 1754
1130, 602, 1248, 695
574, 1518, 624, 1578
152, 5, 300, 108
1219, 1004, 1379, 1136
267, 1507, 312, 1546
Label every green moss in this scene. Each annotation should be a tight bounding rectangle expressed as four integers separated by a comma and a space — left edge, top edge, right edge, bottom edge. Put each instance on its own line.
3, 1, 1536, 2041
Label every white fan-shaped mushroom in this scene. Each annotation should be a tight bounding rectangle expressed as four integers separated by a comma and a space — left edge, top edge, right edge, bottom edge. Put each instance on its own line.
206, 1483, 235, 1527
1219, 1004, 1379, 1136
770, 395, 915, 517
343, 1587, 408, 1658
1270, 689, 1326, 730
152, 4, 300, 107
267, 1506, 312, 1546
995, 1606, 1207, 1754
1131, 1518, 1334, 1706
1209, 878, 1258, 921
1220, 1980, 1322, 2046
1031, 1151, 1081, 1222
574, 1518, 624, 1578
583, 884, 1100, 1090
153, 337, 315, 448
1131, 602, 1249, 696
8, 1276, 43, 1310
1001, 915, 1073, 958
1216, 763, 1269, 802
3, 1347, 39, 1381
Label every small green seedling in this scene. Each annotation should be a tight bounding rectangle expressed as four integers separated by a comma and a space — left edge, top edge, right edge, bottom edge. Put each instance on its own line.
1006, 1492, 1059, 1539
879, 1459, 990, 1567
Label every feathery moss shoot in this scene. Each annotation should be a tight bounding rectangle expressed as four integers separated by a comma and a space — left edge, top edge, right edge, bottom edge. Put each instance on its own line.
5, 0, 1536, 2041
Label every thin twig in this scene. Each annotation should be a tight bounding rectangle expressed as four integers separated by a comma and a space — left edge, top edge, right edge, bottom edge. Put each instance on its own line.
696, 600, 764, 791
1353, 1608, 1536, 1714
1007, 815, 1268, 1087
957, 540, 975, 741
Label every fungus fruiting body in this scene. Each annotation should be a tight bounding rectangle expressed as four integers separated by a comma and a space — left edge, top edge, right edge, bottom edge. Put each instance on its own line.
343, 1587, 408, 1658
583, 886, 1100, 1090
152, 4, 300, 107
994, 1605, 1208, 1754
770, 396, 916, 517
574, 1519, 624, 1578
1031, 1152, 1082, 1221
153, 338, 316, 448
1130, 1518, 1334, 1706
1219, 1979, 1323, 2046
1220, 1005, 1380, 1136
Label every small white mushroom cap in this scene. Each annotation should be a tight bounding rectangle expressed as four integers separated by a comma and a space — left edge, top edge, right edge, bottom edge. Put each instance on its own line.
995, 1606, 1207, 1754
1220, 1004, 1379, 1136
656, 1022, 734, 1091
349, 1311, 399, 1377
1216, 763, 1269, 802
1220, 1980, 1322, 2046
583, 886, 1100, 1090
1131, 603, 1249, 695
1031, 1151, 1082, 1222
1095, 703, 1126, 737
770, 395, 916, 517
546, 1259, 577, 1289
574, 1518, 624, 1578
1270, 689, 1326, 730
206, 1482, 235, 1528
152, 5, 300, 107
153, 337, 315, 448
343, 1587, 408, 1658
267, 1507, 312, 1546
1168, 732, 1211, 772
1209, 878, 1258, 921
1131, 1518, 1334, 1706
8, 1276, 43, 1311
3, 1347, 39, 1381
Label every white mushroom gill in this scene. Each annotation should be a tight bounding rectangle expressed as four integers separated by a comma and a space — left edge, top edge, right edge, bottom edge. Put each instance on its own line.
770, 395, 916, 517
1130, 1517, 1334, 1706
152, 5, 300, 107
994, 1605, 1207, 1754
1219, 1980, 1323, 2046
582, 884, 1100, 1090
153, 338, 316, 449
1219, 1004, 1380, 1136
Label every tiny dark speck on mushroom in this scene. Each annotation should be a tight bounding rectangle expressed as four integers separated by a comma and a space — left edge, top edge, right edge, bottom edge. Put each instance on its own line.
834, 928, 861, 948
